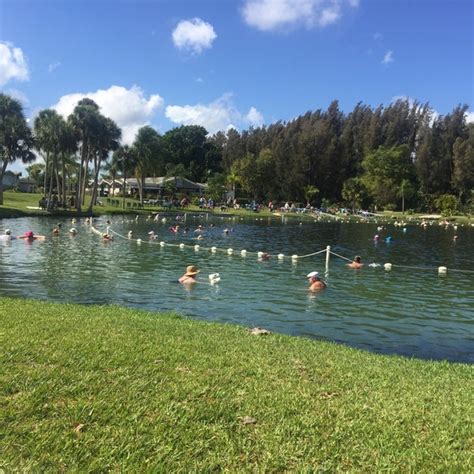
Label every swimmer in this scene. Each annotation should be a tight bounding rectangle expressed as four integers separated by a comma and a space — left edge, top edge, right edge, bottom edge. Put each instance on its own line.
154, 213, 160, 222
178, 265, 200, 284
71, 218, 77, 224
106, 220, 111, 225
127, 230, 133, 239
348, 256, 364, 269
102, 233, 113, 241
18, 231, 46, 241
453, 235, 459, 241
259, 252, 271, 261
148, 231, 157, 240
373, 234, 380, 242
52, 227, 60, 236
196, 234, 204, 240
223, 228, 229, 235
385, 236, 393, 243
194, 225, 204, 233
69, 228, 78, 236
307, 271, 327, 291
0, 229, 15, 241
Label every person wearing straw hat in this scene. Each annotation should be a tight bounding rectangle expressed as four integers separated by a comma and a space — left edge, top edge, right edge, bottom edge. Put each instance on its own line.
179, 265, 200, 284
307, 271, 326, 291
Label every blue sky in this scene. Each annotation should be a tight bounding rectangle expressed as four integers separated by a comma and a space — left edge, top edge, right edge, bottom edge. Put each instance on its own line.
1, 0, 472, 150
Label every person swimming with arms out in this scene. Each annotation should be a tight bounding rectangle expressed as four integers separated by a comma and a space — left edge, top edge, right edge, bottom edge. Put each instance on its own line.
178, 265, 200, 285
307, 271, 327, 292
18, 231, 47, 241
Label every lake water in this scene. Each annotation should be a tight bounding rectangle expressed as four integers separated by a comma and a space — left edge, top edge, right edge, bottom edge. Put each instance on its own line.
1, 214, 473, 363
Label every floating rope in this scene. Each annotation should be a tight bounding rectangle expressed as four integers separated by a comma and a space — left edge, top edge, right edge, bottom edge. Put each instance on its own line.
93, 226, 474, 275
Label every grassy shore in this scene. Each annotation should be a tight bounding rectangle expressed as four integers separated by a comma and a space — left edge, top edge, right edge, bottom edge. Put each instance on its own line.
1, 190, 472, 223
1, 298, 472, 471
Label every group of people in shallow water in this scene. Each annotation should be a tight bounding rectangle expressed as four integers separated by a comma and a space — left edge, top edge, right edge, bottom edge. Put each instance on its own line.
0, 229, 47, 241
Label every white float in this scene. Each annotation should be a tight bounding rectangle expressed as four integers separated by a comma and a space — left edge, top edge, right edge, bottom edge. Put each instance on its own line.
438, 266, 447, 275
211, 246, 217, 253
241, 249, 247, 256
384, 263, 392, 271
159, 241, 165, 247
179, 243, 185, 249
194, 245, 200, 251
227, 248, 234, 255
278, 253, 284, 260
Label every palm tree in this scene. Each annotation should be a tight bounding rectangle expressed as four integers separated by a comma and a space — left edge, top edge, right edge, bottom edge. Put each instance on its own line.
87, 116, 121, 213
34, 109, 65, 208
226, 170, 241, 201
68, 98, 100, 212
0, 94, 36, 205
112, 144, 135, 209
303, 184, 319, 207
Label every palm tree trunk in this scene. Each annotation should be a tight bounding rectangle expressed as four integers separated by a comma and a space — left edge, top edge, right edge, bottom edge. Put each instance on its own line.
0, 160, 9, 205
81, 157, 89, 206
87, 155, 101, 214
61, 154, 67, 208
43, 152, 49, 198
111, 169, 116, 198
76, 143, 86, 213
122, 160, 127, 209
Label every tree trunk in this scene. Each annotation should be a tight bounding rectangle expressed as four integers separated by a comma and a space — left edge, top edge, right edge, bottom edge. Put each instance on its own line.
111, 169, 116, 198
47, 160, 55, 211
76, 142, 86, 213
43, 152, 49, 198
0, 160, 9, 205
87, 154, 101, 214
81, 156, 89, 206
122, 160, 127, 209
61, 154, 67, 208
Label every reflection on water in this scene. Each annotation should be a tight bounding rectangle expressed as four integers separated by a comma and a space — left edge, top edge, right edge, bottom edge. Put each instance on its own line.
1, 214, 473, 362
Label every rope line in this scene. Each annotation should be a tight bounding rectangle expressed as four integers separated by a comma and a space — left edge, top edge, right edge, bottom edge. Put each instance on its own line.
329, 250, 354, 263
93, 226, 474, 275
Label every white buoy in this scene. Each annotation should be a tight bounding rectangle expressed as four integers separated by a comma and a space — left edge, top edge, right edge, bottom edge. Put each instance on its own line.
161, 218, 167, 223
384, 263, 392, 271
241, 249, 247, 256
179, 243, 185, 249
438, 266, 447, 275
159, 241, 165, 247
227, 248, 233, 255
137, 239, 142, 245
194, 245, 200, 251
278, 253, 284, 260
211, 246, 217, 253
291, 254, 298, 261
257, 251, 264, 258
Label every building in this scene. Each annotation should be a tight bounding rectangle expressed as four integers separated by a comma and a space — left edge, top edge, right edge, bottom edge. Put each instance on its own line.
99, 176, 206, 196
1, 171, 21, 189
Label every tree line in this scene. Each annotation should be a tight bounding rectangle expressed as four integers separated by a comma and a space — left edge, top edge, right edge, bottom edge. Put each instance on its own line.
1, 92, 472, 213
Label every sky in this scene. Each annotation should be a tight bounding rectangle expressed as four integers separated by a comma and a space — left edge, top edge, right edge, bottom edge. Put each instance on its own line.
1, 0, 473, 168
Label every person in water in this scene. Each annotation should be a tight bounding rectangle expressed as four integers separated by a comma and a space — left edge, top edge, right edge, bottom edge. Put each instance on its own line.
307, 271, 326, 291
0, 229, 15, 241
52, 227, 60, 236
18, 231, 46, 241
348, 255, 364, 269
179, 265, 200, 284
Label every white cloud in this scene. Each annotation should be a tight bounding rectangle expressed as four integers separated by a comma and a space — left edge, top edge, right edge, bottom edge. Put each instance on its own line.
53, 85, 163, 144
382, 50, 394, 65
165, 94, 264, 134
246, 106, 264, 126
172, 18, 217, 54
4, 88, 29, 106
48, 61, 61, 73
465, 111, 474, 124
241, 0, 358, 31
0, 41, 29, 86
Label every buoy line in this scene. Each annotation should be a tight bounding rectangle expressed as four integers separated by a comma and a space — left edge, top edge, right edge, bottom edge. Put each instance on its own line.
91, 226, 474, 275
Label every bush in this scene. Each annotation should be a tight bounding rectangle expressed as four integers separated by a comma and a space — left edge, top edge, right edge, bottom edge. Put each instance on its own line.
434, 194, 459, 216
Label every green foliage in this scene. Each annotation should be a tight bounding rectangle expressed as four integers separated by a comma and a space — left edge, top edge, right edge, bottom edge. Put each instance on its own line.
0, 94, 36, 204
342, 177, 368, 211
361, 145, 416, 210
206, 173, 227, 201
434, 194, 459, 216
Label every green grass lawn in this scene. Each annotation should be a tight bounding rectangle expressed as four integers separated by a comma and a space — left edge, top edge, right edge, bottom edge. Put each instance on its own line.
1, 298, 472, 471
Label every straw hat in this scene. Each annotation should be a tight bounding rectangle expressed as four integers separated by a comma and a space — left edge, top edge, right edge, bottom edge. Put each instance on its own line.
185, 265, 200, 276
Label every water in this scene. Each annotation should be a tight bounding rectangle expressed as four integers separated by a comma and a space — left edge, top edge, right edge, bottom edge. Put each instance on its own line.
1, 214, 473, 363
